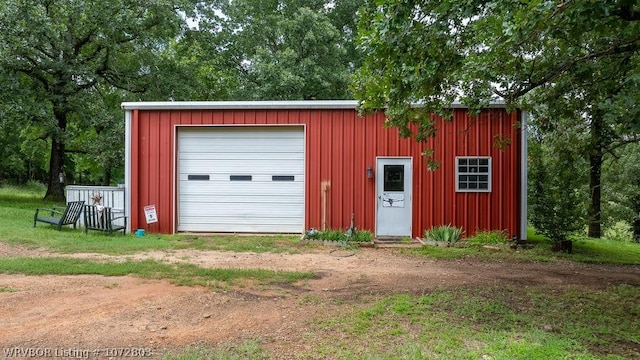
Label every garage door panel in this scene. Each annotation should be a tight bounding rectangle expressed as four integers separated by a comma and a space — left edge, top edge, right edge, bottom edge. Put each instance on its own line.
178, 126, 304, 233
180, 128, 302, 139
179, 143, 304, 154
179, 175, 303, 182
179, 203, 303, 217
179, 194, 304, 203
180, 216, 301, 225
180, 194, 304, 205
180, 132, 303, 140
177, 222, 300, 233
179, 182, 304, 194
179, 152, 304, 161
179, 160, 304, 173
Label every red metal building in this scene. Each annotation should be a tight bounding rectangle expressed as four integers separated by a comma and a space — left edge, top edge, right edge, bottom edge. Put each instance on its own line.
123, 101, 527, 239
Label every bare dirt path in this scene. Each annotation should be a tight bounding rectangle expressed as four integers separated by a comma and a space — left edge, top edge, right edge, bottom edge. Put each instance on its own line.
0, 242, 639, 358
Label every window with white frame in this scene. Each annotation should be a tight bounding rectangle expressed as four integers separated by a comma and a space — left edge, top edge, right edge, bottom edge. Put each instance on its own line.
456, 157, 491, 192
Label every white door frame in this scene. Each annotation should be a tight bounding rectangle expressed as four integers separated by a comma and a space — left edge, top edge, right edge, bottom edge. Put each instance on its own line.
375, 157, 413, 237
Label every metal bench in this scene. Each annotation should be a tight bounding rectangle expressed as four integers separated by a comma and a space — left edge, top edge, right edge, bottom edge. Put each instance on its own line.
33, 201, 85, 231
83, 205, 127, 235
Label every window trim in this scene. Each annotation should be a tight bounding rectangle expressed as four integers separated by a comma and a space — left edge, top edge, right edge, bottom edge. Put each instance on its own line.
455, 156, 492, 192
383, 164, 405, 192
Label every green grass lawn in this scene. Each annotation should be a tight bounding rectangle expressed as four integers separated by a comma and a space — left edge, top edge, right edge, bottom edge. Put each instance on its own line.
409, 228, 640, 265
1, 185, 638, 264
305, 284, 640, 359
0, 185, 307, 255
2, 185, 639, 359
0, 257, 314, 288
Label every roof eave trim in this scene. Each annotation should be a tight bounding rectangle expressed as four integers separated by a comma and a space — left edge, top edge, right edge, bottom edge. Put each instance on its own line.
121, 100, 507, 110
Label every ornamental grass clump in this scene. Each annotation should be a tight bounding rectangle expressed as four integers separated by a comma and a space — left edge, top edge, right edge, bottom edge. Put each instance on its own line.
424, 225, 463, 244
304, 228, 373, 243
468, 230, 510, 245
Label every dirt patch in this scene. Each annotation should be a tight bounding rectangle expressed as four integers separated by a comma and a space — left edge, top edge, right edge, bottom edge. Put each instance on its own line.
0, 242, 639, 358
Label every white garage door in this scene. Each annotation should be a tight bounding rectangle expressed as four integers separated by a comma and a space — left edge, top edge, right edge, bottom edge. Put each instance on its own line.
177, 126, 305, 233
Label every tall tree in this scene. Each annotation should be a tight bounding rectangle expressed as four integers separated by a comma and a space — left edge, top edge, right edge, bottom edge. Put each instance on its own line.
353, 0, 640, 237
526, 53, 640, 237
192, 0, 361, 100
0, 0, 193, 200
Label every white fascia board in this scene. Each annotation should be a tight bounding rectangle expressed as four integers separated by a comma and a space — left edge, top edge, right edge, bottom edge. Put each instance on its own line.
121, 100, 508, 111
413, 99, 507, 109
121, 100, 359, 110
520, 110, 529, 240
124, 110, 132, 233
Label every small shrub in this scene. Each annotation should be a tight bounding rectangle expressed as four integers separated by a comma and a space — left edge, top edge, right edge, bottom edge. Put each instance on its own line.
351, 230, 373, 242
604, 221, 633, 242
528, 141, 585, 247
304, 228, 373, 243
324, 229, 345, 242
424, 225, 463, 243
304, 228, 321, 240
468, 230, 509, 245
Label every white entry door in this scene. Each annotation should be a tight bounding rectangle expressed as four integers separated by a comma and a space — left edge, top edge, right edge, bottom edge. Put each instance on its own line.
376, 157, 412, 237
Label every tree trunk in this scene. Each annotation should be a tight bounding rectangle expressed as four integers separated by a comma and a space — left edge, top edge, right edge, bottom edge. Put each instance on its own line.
588, 151, 603, 238
103, 166, 112, 186
633, 180, 640, 243
588, 116, 604, 238
44, 106, 68, 202
44, 138, 66, 202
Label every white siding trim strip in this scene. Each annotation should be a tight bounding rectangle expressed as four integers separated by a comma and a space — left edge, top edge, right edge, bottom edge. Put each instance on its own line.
520, 111, 529, 240
122, 100, 508, 111
124, 110, 132, 233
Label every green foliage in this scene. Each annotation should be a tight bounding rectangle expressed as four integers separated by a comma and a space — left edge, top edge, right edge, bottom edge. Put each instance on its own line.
410, 228, 640, 265
604, 221, 634, 243
0, 257, 314, 288
0, 0, 365, 189
567, 236, 640, 265
423, 225, 463, 243
528, 140, 586, 244
3, 186, 638, 264
468, 230, 510, 245
354, 0, 640, 125
190, 0, 361, 100
0, 71, 50, 184
603, 143, 640, 237
310, 285, 640, 359
304, 228, 373, 243
161, 341, 265, 360
354, 0, 640, 240
0, 182, 46, 197
0, 0, 195, 197
0, 186, 305, 255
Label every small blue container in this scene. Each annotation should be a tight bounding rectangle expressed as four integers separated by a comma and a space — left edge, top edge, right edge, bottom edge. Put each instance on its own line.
135, 229, 145, 237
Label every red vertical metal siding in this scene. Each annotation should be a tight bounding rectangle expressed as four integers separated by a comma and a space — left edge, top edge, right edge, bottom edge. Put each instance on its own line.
129, 107, 521, 238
